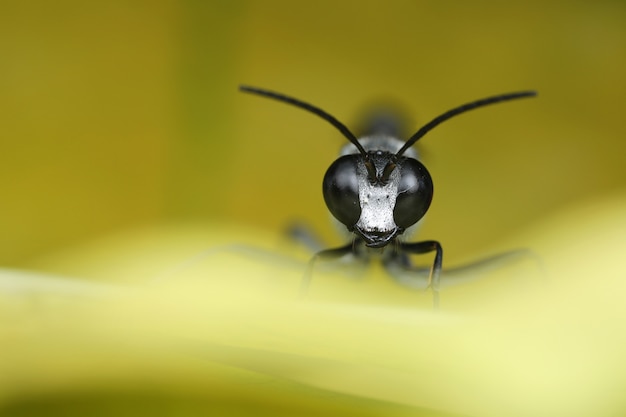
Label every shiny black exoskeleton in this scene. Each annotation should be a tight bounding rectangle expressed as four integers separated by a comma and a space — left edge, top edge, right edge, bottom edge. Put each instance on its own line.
240, 85, 536, 307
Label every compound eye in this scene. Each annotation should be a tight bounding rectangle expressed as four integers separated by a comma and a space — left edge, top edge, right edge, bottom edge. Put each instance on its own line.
393, 158, 433, 229
322, 155, 361, 228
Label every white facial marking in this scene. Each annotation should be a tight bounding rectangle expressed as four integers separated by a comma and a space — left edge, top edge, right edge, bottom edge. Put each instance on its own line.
355, 161, 399, 233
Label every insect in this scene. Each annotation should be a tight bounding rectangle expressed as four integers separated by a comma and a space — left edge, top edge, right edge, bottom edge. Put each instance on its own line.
240, 85, 536, 307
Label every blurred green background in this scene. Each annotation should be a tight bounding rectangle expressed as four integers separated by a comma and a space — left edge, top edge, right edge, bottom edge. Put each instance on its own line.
1, 0, 625, 268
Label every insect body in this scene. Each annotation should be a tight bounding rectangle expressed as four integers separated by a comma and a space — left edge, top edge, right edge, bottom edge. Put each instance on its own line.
240, 85, 536, 307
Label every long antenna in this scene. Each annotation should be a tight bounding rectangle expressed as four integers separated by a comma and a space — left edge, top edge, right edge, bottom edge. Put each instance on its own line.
239, 85, 368, 156
396, 91, 537, 157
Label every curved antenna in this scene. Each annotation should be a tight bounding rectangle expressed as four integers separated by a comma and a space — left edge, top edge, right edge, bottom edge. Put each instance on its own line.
240, 85, 367, 156
396, 91, 537, 157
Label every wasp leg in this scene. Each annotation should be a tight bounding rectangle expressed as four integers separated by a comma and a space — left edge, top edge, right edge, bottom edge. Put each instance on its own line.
386, 247, 541, 308
286, 222, 326, 253
394, 240, 443, 309
301, 243, 355, 297
441, 249, 542, 283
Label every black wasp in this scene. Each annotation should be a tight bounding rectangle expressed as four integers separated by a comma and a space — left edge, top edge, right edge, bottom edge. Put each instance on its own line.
240, 85, 536, 307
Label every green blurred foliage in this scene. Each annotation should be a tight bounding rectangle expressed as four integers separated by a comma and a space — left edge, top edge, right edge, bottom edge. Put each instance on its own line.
1, 0, 625, 265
